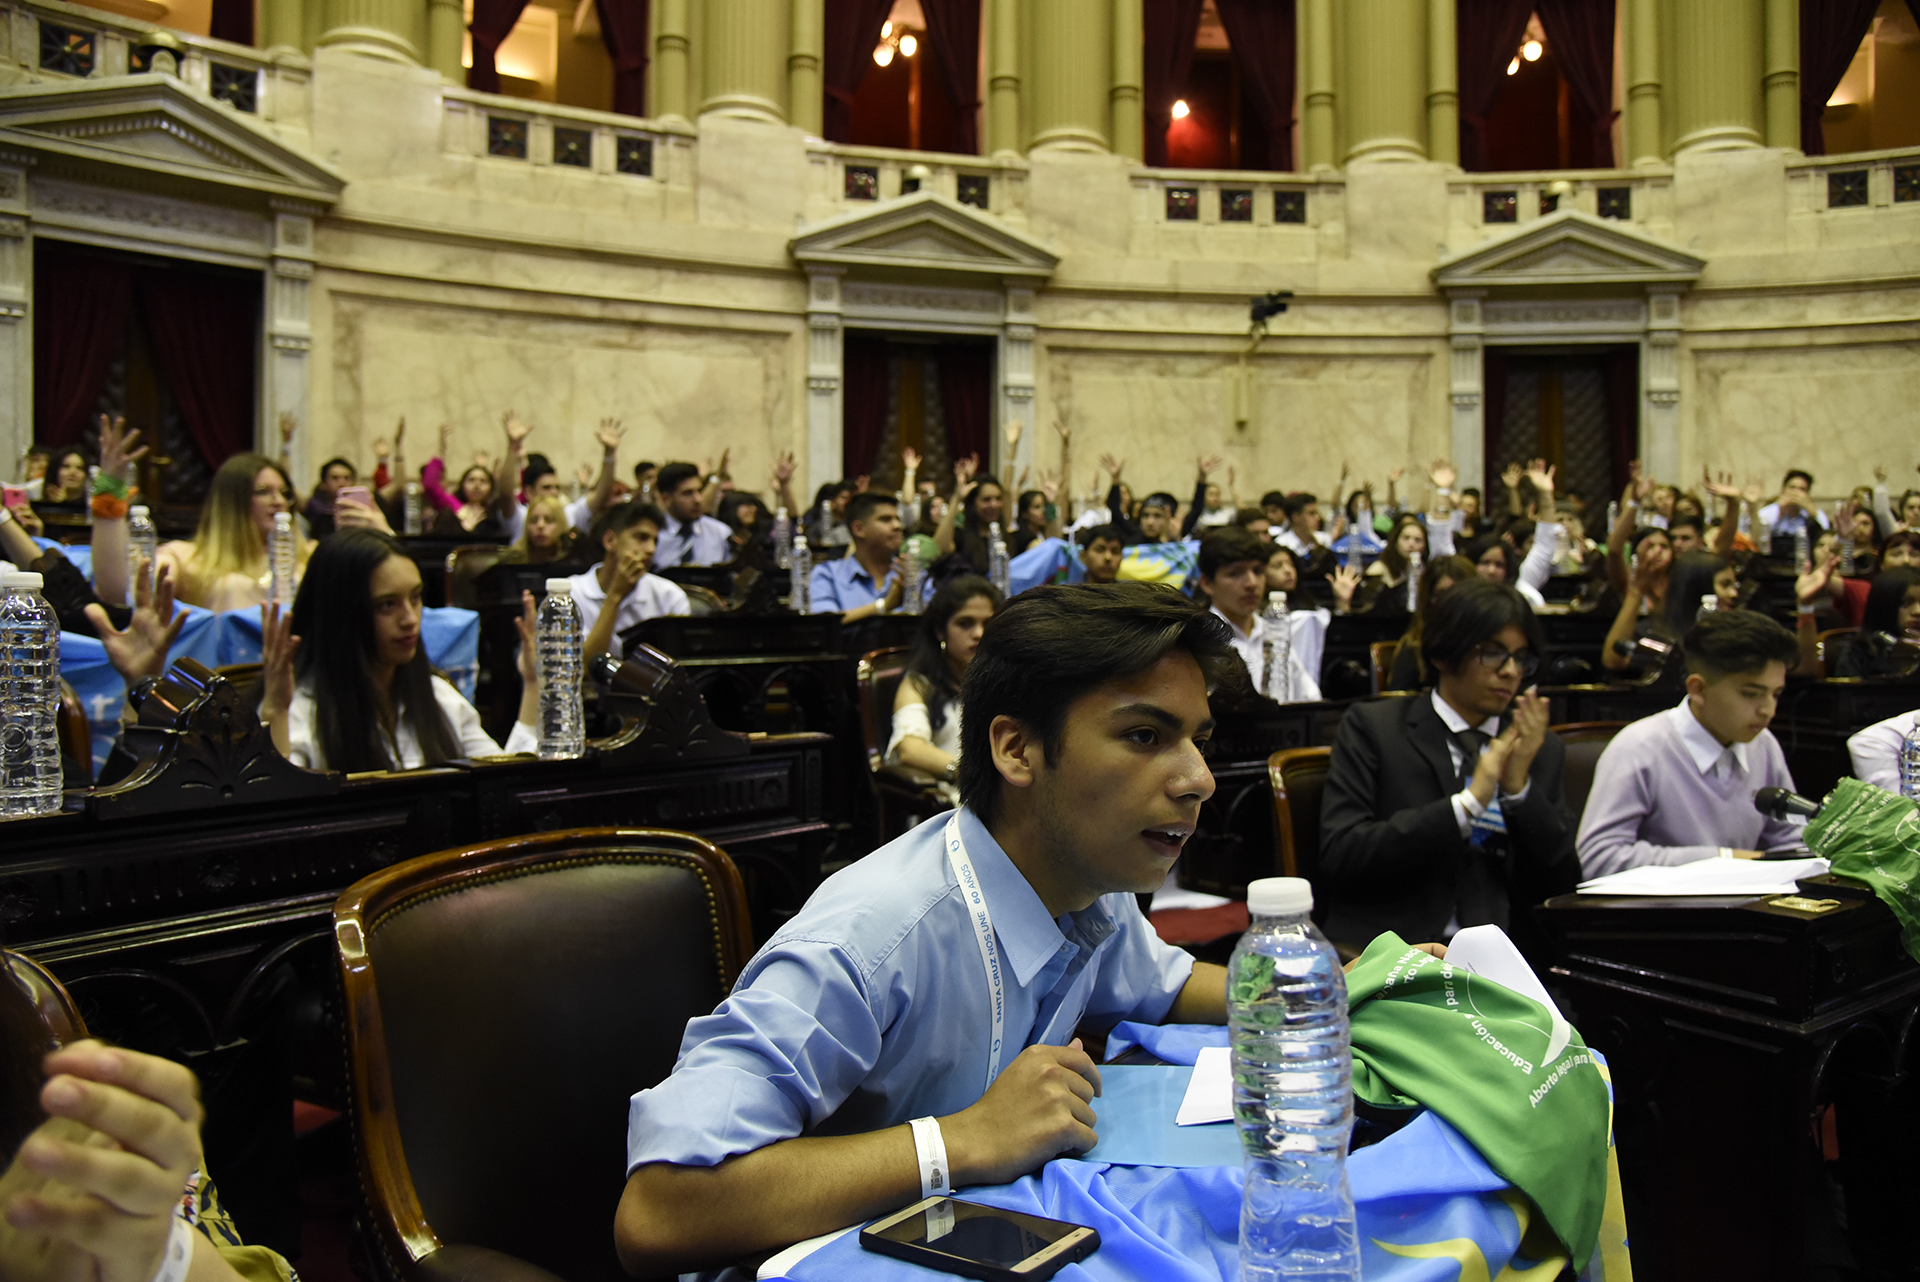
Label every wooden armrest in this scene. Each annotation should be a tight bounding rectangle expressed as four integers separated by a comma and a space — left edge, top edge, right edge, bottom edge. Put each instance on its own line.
415, 1245, 570, 1282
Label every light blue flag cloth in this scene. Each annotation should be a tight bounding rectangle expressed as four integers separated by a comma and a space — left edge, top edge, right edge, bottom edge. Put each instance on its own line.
1117, 540, 1200, 594
1009, 537, 1077, 595
31, 538, 93, 579
59, 606, 479, 775
769, 1024, 1629, 1281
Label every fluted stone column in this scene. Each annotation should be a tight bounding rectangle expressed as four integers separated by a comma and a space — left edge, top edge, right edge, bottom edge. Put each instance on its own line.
1301, 0, 1336, 170
1343, 0, 1427, 163
1027, 0, 1109, 151
316, 0, 420, 63
1665, 0, 1763, 154
1425, 0, 1457, 165
986, 0, 1022, 156
425, 0, 462, 80
789, 0, 823, 135
701, 0, 786, 122
1109, 0, 1143, 161
1763, 0, 1798, 149
654, 0, 691, 122
261, 0, 305, 53
1624, 0, 1662, 164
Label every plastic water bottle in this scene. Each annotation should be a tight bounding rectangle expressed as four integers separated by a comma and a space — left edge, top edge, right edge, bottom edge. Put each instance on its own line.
901, 537, 924, 616
1697, 593, 1719, 619
0, 572, 63, 819
1793, 524, 1811, 576
773, 506, 792, 570
1835, 504, 1854, 575
403, 481, 424, 536
126, 504, 157, 605
1898, 721, 1920, 800
536, 577, 583, 760
1606, 500, 1619, 536
1404, 550, 1422, 614
1738, 500, 1754, 546
269, 511, 296, 608
1261, 591, 1292, 704
1231, 877, 1356, 1282
988, 521, 1011, 597
789, 535, 811, 613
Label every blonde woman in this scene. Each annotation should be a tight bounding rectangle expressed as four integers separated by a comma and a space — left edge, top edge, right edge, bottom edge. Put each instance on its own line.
157, 453, 317, 612
500, 493, 579, 564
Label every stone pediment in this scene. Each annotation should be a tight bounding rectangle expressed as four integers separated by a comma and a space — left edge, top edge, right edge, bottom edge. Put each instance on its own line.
1433, 209, 1703, 291
791, 191, 1058, 282
0, 74, 343, 207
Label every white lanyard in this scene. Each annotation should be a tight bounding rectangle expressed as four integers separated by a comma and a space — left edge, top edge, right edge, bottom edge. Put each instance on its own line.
944, 812, 1006, 1091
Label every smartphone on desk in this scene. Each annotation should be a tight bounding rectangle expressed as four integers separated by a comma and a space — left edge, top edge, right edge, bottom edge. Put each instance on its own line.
861, 1196, 1098, 1281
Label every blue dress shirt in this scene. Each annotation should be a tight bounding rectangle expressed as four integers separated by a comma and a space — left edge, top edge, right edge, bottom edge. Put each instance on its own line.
625, 807, 1195, 1172
809, 554, 897, 614
655, 514, 734, 567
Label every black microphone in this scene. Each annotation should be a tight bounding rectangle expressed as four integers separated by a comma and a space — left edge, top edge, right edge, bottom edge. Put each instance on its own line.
1755, 787, 1821, 820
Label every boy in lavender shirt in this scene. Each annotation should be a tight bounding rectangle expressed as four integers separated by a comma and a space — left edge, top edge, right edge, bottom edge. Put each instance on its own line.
1578, 610, 1807, 877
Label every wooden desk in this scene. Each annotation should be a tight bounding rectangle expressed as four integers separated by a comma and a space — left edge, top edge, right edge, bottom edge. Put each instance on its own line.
1540, 887, 1920, 1280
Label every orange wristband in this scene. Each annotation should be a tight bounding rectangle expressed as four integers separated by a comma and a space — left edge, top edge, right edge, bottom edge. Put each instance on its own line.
91, 493, 130, 520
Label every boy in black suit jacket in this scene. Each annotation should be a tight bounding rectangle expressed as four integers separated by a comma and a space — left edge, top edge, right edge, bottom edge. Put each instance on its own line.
1319, 578, 1582, 959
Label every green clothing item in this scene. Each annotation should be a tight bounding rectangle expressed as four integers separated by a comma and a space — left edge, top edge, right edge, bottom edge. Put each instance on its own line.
1806, 777, 1920, 962
1346, 934, 1612, 1270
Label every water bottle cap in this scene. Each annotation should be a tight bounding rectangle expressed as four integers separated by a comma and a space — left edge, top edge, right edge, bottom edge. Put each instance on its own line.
273, 511, 292, 528
3, 571, 44, 590
1246, 877, 1312, 916
544, 578, 574, 594
130, 505, 150, 518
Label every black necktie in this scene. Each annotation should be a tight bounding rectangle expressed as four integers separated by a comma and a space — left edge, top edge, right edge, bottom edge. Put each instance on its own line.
679, 521, 697, 565
1455, 728, 1489, 790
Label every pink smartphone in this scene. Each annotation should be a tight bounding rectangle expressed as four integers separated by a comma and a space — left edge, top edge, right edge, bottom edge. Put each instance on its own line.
2, 484, 25, 509
336, 485, 372, 509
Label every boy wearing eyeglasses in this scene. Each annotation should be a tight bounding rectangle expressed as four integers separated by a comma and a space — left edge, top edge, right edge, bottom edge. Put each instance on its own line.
1320, 578, 1582, 963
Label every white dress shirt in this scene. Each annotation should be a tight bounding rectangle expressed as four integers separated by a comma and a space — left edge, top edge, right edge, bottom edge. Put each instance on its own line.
1849, 709, 1919, 793
654, 513, 734, 567
566, 566, 691, 657
285, 675, 535, 770
1210, 606, 1322, 703
1275, 527, 1331, 559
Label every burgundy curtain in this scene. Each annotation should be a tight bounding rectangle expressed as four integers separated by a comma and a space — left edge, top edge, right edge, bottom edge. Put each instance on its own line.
1143, 0, 1207, 167
1603, 345, 1638, 501
1535, 0, 1615, 167
136, 268, 259, 469
824, 0, 897, 142
920, 0, 982, 154
937, 342, 991, 470
1213, 0, 1296, 171
1800, 0, 1881, 156
209, 0, 253, 45
1458, 0, 1536, 170
842, 333, 891, 479
468, 0, 531, 93
32, 244, 135, 449
1481, 346, 1509, 495
596, 0, 650, 117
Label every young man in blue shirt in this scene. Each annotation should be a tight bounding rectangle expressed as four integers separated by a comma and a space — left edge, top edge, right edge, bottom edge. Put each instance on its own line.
617, 583, 1241, 1274
809, 491, 905, 620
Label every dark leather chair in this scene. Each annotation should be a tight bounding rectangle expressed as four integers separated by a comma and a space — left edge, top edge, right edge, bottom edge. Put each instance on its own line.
444, 544, 507, 610
1368, 641, 1399, 696
335, 828, 753, 1282
682, 583, 727, 616
1815, 628, 1858, 679
57, 677, 91, 786
856, 646, 947, 840
1551, 720, 1628, 822
5, 949, 87, 1046
1266, 747, 1331, 883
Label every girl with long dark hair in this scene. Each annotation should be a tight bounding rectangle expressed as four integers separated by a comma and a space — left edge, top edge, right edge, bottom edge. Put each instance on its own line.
1837, 567, 1920, 679
888, 574, 1002, 797
935, 476, 1008, 574
1386, 554, 1476, 690
261, 529, 541, 770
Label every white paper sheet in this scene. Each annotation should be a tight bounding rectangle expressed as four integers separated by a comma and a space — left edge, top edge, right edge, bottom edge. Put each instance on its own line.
1576, 856, 1829, 897
1174, 1044, 1233, 1126
1445, 924, 1573, 1064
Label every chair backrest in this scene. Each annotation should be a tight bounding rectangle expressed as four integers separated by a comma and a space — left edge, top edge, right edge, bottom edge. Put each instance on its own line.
444, 544, 506, 610
56, 678, 91, 785
1267, 747, 1332, 882
1368, 641, 1399, 696
1815, 627, 1858, 680
4, 950, 87, 1046
682, 583, 728, 616
855, 646, 912, 775
336, 828, 752, 1282
1550, 720, 1629, 821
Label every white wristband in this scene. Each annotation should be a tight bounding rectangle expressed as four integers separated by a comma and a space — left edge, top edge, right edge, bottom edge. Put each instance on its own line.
908, 1115, 950, 1201
0, 503, 11, 526
150, 1206, 194, 1282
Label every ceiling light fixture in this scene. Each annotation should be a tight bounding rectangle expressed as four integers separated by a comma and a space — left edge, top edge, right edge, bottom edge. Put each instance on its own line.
873, 43, 893, 65
881, 20, 892, 37
1522, 38, 1542, 61
1506, 57, 1519, 75
898, 33, 916, 56
1172, 98, 1190, 119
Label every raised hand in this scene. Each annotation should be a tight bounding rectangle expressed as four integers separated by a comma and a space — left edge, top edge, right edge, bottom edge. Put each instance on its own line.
1054, 416, 1071, 442
902, 446, 922, 476
575, 463, 595, 487
83, 560, 182, 687
260, 602, 300, 727
1524, 458, 1555, 494
439, 422, 453, 458
279, 410, 298, 444
373, 437, 392, 462
1098, 453, 1125, 481
1004, 419, 1024, 450
772, 451, 796, 484
503, 411, 533, 447
96, 415, 147, 479
1038, 469, 1060, 503
473, 449, 494, 470
1387, 466, 1406, 484
1501, 461, 1524, 490
1874, 463, 1888, 483
1197, 453, 1224, 479
596, 418, 625, 452
1742, 477, 1765, 506
515, 591, 540, 689
954, 455, 979, 488
1702, 469, 1742, 500
393, 416, 406, 449
1796, 554, 1841, 607
1330, 562, 1361, 608
1429, 458, 1457, 490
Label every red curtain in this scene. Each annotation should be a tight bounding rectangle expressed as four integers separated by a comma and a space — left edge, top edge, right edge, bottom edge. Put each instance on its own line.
842, 332, 891, 479
1143, 0, 1207, 167
468, 0, 531, 93
1213, 0, 1296, 171
1603, 345, 1638, 501
136, 267, 260, 469
920, 0, 981, 155
937, 342, 991, 471
1800, 0, 1880, 156
596, 0, 650, 117
1535, 0, 1615, 167
824, 0, 897, 142
1457, 0, 1536, 170
210, 0, 253, 45
1481, 346, 1509, 495
32, 243, 135, 449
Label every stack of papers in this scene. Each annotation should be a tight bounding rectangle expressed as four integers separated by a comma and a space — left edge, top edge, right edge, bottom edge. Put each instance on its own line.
1576, 856, 1829, 897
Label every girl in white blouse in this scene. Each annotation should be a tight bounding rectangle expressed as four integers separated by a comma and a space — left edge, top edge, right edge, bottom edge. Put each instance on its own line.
260, 529, 540, 771
888, 574, 1002, 799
